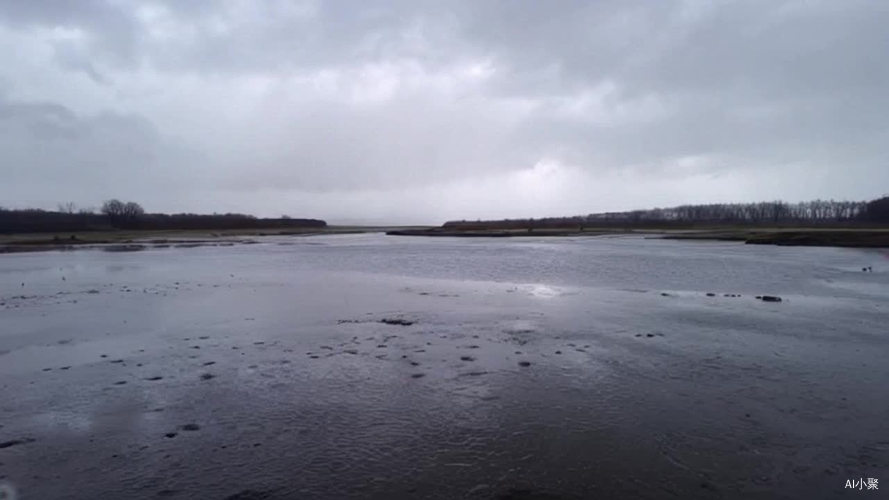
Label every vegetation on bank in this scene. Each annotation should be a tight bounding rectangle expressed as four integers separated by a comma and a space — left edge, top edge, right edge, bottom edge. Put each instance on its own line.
390, 196, 889, 248
0, 199, 326, 234
442, 197, 889, 230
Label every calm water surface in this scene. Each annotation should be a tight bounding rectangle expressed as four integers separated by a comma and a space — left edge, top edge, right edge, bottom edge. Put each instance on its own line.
1, 234, 887, 499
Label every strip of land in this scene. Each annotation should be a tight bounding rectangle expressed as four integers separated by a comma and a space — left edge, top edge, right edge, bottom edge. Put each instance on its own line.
387, 226, 889, 248
0, 226, 432, 254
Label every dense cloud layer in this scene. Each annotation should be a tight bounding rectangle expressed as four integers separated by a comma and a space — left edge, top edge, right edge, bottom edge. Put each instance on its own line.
1, 0, 887, 223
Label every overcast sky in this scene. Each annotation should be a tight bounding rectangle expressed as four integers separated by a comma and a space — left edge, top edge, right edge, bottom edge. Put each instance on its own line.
1, 0, 887, 224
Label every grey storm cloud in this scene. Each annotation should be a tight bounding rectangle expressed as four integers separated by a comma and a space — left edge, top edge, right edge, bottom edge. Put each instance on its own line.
1, 0, 887, 223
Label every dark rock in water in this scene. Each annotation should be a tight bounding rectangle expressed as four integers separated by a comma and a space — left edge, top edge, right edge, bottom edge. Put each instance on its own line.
646, 333, 655, 338
380, 318, 414, 326
0, 437, 36, 449
706, 292, 716, 297
181, 423, 200, 431
758, 295, 783, 302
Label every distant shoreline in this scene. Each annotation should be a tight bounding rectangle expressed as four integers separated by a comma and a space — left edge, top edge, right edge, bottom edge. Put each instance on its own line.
0, 226, 429, 254
3, 226, 888, 254
386, 227, 889, 248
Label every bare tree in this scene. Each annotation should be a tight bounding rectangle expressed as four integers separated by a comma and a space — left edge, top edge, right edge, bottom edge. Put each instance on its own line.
102, 199, 144, 227
58, 202, 77, 214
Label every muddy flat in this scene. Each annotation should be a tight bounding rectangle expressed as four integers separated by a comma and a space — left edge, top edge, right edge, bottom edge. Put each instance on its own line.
0, 233, 887, 499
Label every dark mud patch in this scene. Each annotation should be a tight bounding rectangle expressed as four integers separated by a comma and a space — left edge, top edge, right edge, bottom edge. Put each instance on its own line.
495, 488, 566, 500
0, 437, 36, 449
222, 489, 275, 500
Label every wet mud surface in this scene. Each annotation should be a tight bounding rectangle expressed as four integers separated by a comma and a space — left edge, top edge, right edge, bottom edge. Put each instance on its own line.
1, 234, 888, 499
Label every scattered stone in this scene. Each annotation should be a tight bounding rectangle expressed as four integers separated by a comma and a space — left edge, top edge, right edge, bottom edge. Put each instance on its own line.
60, 366, 71, 370
706, 292, 716, 297
145, 376, 164, 381
460, 356, 476, 362
518, 361, 532, 367
164, 432, 178, 439
181, 423, 200, 431
758, 295, 783, 303
555, 350, 562, 355
114, 380, 127, 385
380, 318, 414, 326
200, 373, 216, 381
202, 361, 216, 366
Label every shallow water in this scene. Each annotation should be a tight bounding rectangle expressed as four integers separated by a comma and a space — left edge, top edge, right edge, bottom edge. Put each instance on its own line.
0, 234, 887, 499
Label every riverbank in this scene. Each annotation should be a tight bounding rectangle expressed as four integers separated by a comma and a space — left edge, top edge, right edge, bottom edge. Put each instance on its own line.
387, 226, 889, 248
0, 226, 433, 254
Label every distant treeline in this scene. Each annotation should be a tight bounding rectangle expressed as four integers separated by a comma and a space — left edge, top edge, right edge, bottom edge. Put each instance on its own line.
444, 197, 889, 229
0, 200, 326, 234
